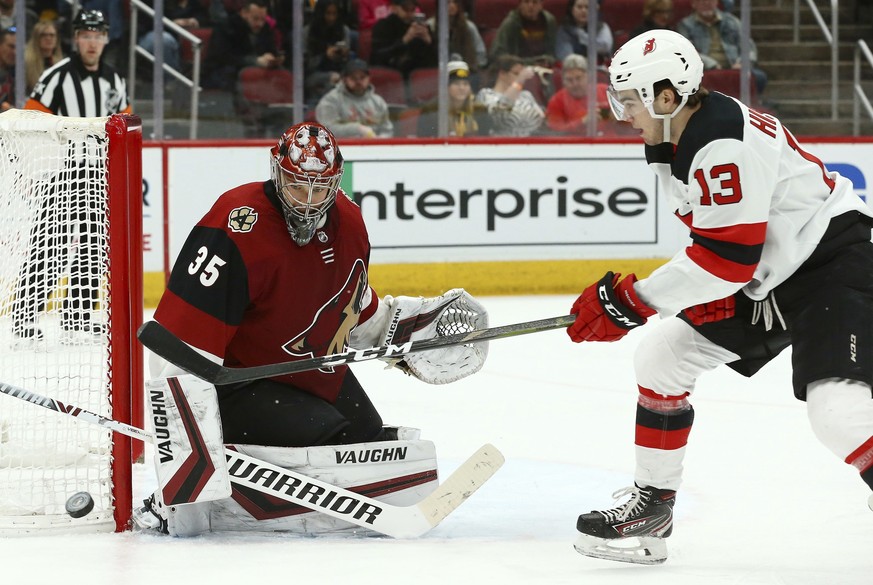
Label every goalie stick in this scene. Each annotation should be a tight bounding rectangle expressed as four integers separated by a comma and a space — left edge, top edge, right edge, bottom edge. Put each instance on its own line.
0, 380, 504, 538
138, 314, 576, 385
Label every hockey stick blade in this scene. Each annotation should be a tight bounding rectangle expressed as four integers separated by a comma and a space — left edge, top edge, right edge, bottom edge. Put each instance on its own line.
137, 314, 576, 385
0, 380, 504, 538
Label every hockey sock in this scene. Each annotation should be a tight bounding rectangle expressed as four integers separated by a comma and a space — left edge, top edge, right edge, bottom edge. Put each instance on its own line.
634, 387, 694, 491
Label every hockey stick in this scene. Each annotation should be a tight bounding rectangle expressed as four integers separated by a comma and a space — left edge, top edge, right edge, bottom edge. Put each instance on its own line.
137, 314, 576, 385
0, 381, 504, 538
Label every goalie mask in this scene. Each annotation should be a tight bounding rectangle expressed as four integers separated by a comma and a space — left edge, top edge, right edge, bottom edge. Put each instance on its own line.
607, 30, 703, 143
270, 123, 344, 246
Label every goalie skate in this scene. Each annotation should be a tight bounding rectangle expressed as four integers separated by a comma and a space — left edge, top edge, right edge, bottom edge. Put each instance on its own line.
573, 484, 675, 565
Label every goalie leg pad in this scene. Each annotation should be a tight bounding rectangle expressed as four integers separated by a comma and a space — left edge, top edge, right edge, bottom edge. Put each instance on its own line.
381, 288, 489, 384
146, 375, 232, 507
209, 428, 438, 534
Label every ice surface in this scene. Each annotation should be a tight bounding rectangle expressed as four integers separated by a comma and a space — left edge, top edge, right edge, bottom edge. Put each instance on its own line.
2, 296, 871, 585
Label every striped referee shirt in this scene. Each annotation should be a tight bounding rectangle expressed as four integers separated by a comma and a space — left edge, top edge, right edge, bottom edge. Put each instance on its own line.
25, 53, 131, 117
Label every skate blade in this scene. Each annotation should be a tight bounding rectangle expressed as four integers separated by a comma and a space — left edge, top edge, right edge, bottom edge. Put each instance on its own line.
573, 533, 668, 565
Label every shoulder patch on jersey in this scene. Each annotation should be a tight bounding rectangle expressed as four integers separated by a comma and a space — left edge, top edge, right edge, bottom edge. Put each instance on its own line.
105, 88, 123, 114
228, 206, 259, 233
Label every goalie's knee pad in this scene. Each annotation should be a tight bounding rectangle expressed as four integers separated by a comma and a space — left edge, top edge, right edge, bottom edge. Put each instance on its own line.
209, 426, 438, 534
145, 375, 231, 516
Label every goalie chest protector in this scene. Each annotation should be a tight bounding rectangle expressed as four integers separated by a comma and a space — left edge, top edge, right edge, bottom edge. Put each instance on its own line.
155, 182, 378, 402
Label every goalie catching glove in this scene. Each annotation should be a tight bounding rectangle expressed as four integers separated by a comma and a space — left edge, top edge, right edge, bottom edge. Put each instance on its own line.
567, 272, 656, 343
380, 288, 489, 384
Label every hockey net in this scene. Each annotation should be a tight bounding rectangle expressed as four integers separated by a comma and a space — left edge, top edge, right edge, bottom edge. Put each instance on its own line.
0, 110, 143, 534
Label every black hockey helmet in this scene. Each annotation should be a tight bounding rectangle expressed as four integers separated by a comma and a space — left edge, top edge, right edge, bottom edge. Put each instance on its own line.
72, 10, 109, 33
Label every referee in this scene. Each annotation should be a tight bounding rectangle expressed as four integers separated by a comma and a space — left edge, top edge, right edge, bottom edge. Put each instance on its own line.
13, 9, 132, 343
25, 9, 131, 117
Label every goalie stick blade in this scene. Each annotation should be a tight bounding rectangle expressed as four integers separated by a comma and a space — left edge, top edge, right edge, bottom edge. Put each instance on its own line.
226, 443, 505, 539
138, 315, 577, 385
414, 443, 505, 531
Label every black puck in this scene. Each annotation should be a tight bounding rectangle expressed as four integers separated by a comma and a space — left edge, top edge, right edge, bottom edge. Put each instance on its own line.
65, 492, 95, 518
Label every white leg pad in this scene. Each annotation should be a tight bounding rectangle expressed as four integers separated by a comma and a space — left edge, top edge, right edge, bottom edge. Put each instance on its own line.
145, 375, 232, 507
209, 427, 439, 534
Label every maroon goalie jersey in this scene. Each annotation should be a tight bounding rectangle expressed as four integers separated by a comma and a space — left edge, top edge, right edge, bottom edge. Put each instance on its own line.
154, 181, 379, 402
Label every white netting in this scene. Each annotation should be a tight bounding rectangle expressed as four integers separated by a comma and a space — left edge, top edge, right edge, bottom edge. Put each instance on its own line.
0, 111, 116, 534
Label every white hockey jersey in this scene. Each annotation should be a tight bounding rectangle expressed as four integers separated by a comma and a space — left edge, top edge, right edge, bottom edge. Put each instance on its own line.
636, 92, 870, 315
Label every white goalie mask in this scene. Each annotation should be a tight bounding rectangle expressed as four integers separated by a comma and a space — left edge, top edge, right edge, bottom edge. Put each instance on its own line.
607, 30, 704, 142
270, 123, 344, 246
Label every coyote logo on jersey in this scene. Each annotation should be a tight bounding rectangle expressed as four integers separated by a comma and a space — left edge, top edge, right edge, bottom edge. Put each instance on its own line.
228, 206, 258, 233
281, 258, 368, 373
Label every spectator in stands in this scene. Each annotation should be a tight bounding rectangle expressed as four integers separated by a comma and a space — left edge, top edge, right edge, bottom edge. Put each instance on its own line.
0, 27, 14, 111
371, 0, 437, 78
272, 0, 358, 59
427, 0, 487, 74
136, 0, 209, 75
316, 58, 394, 138
417, 59, 491, 136
544, 53, 610, 134
630, 0, 675, 38
678, 0, 767, 94
0, 0, 11, 29
304, 0, 355, 107
203, 0, 283, 91
490, 0, 558, 67
1, 0, 37, 37
555, 0, 613, 65
475, 53, 545, 136
24, 20, 63, 94
358, 0, 392, 30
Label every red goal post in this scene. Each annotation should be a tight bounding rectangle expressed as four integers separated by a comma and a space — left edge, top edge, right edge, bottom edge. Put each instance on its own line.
0, 110, 143, 534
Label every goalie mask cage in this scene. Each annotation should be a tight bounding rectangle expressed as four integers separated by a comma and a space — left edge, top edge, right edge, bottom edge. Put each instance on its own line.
0, 110, 143, 534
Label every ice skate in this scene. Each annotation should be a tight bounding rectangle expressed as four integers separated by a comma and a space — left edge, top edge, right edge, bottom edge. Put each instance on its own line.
573, 484, 675, 565
130, 494, 169, 534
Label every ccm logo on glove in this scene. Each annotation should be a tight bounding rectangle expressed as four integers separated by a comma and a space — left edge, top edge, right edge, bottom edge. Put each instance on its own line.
567, 272, 656, 343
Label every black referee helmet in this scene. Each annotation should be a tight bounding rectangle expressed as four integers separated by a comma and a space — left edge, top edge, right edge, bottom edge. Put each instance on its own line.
72, 10, 109, 33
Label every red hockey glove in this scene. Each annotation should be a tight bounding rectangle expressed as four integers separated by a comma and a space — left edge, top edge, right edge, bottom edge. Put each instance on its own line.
683, 295, 736, 326
567, 272, 656, 343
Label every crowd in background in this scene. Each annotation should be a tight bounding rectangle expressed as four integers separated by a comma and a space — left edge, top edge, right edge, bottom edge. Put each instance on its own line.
0, 0, 775, 138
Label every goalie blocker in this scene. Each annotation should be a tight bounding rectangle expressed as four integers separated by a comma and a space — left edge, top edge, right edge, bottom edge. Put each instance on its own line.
138, 375, 440, 536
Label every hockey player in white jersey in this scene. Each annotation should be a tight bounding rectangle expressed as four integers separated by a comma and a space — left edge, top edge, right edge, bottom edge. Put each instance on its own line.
567, 29, 873, 565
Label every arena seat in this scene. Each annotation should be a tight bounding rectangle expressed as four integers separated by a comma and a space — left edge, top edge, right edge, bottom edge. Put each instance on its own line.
237, 67, 295, 137
408, 67, 441, 104
367, 66, 407, 106
474, 0, 517, 30
357, 27, 372, 61
702, 68, 759, 106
